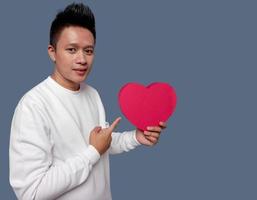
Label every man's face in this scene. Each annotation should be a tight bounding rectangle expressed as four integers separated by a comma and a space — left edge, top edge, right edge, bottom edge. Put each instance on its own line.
48, 26, 95, 90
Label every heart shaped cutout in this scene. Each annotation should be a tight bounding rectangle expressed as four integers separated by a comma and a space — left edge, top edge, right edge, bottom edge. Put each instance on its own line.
118, 82, 177, 131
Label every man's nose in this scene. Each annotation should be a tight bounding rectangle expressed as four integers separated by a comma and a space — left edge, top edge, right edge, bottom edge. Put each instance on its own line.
76, 50, 87, 65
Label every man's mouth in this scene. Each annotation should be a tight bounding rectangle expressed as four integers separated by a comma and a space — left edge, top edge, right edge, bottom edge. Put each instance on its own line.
73, 68, 88, 76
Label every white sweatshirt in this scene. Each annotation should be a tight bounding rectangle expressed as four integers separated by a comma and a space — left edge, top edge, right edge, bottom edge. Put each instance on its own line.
9, 76, 140, 200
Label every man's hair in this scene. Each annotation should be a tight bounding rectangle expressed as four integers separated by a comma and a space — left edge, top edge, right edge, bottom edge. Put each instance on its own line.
50, 3, 96, 47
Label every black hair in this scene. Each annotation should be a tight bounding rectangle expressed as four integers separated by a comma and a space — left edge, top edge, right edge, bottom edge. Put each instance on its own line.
50, 3, 96, 47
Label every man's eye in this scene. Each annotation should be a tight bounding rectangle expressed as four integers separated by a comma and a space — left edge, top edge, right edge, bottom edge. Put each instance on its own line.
67, 48, 76, 53
84, 48, 94, 55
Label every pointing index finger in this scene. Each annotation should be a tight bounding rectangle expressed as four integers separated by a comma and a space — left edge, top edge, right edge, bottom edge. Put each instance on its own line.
109, 117, 122, 132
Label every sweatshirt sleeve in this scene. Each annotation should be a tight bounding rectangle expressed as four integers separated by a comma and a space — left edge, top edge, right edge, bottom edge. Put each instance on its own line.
9, 98, 100, 200
109, 130, 141, 154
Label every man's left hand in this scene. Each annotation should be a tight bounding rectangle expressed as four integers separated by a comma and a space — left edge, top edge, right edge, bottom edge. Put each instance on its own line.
135, 122, 167, 146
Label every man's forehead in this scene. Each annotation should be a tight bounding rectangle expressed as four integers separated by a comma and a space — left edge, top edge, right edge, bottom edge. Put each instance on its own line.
58, 26, 95, 45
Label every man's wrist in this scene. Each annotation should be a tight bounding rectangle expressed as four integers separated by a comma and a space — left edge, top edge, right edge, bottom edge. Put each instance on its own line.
134, 130, 141, 145
84, 145, 101, 165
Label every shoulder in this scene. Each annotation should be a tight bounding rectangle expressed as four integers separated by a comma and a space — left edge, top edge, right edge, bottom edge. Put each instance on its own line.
16, 78, 49, 110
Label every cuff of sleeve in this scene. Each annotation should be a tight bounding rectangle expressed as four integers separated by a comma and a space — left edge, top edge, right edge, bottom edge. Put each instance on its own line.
83, 145, 101, 165
132, 130, 141, 146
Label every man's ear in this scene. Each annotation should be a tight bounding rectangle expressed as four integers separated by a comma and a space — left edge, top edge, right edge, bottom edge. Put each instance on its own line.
48, 45, 56, 62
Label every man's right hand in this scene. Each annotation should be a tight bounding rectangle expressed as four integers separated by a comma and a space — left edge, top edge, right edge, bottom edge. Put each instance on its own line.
89, 117, 121, 155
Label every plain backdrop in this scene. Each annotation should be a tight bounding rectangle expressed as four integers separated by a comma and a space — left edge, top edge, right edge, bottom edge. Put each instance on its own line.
1, 0, 257, 199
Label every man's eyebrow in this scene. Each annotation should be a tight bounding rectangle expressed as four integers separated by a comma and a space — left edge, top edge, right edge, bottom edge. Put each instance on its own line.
67, 43, 94, 48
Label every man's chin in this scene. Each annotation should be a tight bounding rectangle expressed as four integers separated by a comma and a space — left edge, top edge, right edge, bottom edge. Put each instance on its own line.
74, 74, 88, 83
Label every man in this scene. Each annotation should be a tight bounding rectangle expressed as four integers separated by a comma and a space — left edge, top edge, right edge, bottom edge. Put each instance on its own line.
9, 3, 166, 200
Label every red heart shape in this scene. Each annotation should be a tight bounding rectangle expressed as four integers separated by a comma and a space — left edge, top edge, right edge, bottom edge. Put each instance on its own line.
118, 82, 177, 131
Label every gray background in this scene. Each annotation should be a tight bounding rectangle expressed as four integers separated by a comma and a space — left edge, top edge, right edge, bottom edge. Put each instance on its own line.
1, 0, 256, 199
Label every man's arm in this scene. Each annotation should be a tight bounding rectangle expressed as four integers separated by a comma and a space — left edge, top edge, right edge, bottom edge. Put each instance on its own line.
109, 122, 167, 154
109, 130, 141, 154
9, 100, 100, 200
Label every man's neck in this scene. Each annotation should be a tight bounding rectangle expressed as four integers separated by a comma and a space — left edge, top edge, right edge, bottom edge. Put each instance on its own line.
51, 72, 80, 91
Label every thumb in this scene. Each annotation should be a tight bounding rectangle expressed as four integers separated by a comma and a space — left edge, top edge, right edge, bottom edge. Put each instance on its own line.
92, 126, 102, 133
109, 117, 122, 132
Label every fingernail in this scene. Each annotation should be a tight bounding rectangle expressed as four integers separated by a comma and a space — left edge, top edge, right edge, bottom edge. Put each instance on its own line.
144, 131, 150, 135
147, 127, 152, 131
